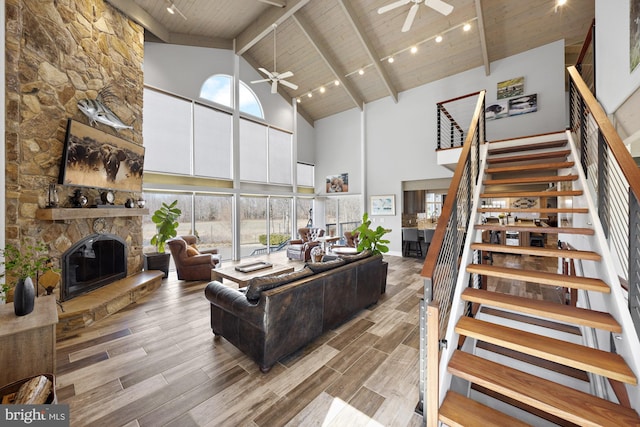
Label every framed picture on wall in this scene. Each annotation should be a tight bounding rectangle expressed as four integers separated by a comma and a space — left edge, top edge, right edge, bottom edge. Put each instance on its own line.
370, 195, 395, 216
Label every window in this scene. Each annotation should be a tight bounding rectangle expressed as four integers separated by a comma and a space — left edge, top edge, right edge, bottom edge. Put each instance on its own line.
194, 194, 233, 261
426, 192, 445, 220
200, 74, 264, 118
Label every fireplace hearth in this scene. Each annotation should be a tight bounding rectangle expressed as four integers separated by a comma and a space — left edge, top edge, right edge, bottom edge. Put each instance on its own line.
61, 233, 127, 301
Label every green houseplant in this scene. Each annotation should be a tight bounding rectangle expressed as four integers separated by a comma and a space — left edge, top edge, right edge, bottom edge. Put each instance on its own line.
145, 200, 181, 278
0, 242, 53, 315
353, 213, 391, 255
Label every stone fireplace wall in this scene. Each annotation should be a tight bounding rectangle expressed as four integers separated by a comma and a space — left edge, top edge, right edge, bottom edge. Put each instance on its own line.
5, 0, 145, 282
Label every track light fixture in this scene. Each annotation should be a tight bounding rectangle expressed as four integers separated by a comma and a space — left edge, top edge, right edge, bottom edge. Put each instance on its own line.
165, 1, 187, 19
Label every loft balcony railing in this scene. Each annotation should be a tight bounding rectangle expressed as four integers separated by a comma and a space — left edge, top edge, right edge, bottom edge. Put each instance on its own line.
436, 92, 483, 149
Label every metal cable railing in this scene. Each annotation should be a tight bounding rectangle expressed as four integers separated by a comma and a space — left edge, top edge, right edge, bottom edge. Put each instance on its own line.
568, 65, 640, 339
417, 90, 485, 416
436, 92, 482, 149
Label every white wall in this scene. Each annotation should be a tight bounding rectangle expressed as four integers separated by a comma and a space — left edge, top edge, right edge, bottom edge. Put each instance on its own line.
315, 40, 567, 254
596, 0, 640, 113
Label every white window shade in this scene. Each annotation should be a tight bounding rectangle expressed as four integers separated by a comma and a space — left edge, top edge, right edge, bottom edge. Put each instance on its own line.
143, 89, 191, 175
194, 104, 232, 179
297, 163, 314, 187
239, 119, 268, 182
268, 128, 292, 185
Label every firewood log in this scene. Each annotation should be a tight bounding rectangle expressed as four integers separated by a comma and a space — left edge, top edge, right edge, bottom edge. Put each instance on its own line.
13, 375, 52, 404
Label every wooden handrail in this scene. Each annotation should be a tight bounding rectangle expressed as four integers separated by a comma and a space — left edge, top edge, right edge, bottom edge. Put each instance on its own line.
568, 66, 640, 202
438, 106, 465, 135
422, 90, 486, 278
576, 19, 595, 67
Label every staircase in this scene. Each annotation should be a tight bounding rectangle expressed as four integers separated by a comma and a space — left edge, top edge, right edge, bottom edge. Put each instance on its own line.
436, 134, 640, 426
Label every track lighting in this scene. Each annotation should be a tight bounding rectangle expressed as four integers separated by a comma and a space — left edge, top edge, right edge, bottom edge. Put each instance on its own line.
165, 1, 187, 19
167, 4, 175, 14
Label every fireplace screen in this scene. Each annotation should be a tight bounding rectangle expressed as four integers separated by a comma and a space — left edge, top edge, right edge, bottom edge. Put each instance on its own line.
61, 233, 127, 301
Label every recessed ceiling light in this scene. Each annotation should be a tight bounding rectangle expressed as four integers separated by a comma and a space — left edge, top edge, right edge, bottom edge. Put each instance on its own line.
334, 80, 340, 86
358, 69, 365, 75
463, 23, 471, 32
435, 35, 443, 43
320, 86, 326, 93
410, 46, 418, 54
388, 57, 394, 64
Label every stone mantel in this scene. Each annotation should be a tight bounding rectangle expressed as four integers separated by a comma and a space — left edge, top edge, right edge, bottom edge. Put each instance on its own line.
36, 207, 149, 221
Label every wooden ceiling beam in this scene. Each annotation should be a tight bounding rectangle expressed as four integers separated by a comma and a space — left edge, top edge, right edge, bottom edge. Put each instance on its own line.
475, 0, 490, 75
337, 0, 398, 103
105, 0, 170, 41
292, 14, 364, 111
235, 0, 310, 56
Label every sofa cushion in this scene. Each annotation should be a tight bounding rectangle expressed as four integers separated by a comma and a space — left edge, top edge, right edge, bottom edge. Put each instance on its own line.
186, 246, 199, 257
245, 267, 314, 301
305, 258, 346, 273
339, 249, 372, 263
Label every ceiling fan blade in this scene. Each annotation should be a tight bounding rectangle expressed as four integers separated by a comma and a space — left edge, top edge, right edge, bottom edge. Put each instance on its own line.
277, 70, 294, 79
271, 80, 278, 94
279, 80, 298, 90
424, 0, 453, 16
402, 3, 419, 32
251, 78, 271, 84
378, 0, 410, 14
258, 68, 275, 78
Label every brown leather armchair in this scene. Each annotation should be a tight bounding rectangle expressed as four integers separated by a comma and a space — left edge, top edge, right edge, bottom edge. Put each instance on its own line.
286, 227, 325, 261
167, 236, 221, 281
343, 230, 360, 248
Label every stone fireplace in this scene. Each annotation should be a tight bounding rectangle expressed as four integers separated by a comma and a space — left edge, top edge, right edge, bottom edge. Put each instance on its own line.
61, 233, 127, 301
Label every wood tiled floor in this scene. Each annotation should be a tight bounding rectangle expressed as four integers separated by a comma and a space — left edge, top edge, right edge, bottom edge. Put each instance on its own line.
55, 254, 426, 427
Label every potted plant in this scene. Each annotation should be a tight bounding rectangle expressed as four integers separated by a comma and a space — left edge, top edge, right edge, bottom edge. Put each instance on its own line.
353, 213, 391, 255
0, 242, 53, 316
145, 200, 181, 278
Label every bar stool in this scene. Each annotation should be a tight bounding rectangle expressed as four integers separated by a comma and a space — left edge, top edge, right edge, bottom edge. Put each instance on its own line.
402, 228, 423, 257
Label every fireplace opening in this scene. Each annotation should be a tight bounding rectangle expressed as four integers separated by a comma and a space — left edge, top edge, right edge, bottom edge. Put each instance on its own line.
61, 233, 127, 301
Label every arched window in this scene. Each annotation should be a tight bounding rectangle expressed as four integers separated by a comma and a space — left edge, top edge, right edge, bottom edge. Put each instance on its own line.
200, 74, 264, 119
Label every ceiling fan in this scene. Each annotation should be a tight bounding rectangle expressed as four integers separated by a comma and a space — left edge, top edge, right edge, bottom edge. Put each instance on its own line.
251, 24, 298, 94
378, 0, 454, 33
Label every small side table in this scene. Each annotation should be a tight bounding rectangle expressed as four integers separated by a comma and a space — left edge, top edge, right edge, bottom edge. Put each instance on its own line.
0, 295, 58, 387
316, 236, 341, 253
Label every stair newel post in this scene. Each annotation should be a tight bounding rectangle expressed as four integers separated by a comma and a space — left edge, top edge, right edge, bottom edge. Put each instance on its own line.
597, 131, 610, 238
436, 105, 442, 149
417, 278, 433, 419
629, 189, 640, 340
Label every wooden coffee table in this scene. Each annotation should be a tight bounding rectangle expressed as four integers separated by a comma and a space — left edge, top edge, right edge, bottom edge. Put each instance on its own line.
211, 263, 295, 287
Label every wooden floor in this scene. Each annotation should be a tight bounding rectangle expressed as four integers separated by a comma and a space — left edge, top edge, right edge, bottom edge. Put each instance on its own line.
55, 253, 426, 427
55, 246, 560, 426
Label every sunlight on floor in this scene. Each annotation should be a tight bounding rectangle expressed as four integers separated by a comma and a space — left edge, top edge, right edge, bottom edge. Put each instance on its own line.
322, 397, 384, 426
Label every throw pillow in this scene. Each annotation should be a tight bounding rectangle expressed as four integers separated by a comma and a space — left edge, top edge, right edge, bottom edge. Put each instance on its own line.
305, 258, 346, 273
245, 267, 313, 301
186, 246, 200, 257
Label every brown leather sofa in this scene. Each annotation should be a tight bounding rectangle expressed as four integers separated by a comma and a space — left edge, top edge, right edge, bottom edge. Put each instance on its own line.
204, 251, 387, 372
286, 227, 325, 261
167, 235, 221, 281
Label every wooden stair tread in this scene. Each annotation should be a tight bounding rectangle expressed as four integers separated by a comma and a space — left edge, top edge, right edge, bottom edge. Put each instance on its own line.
488, 140, 567, 155
478, 207, 589, 214
484, 175, 578, 186
486, 161, 575, 174
455, 317, 636, 384
449, 351, 640, 426
475, 224, 594, 235
476, 341, 590, 382
480, 190, 582, 198
487, 149, 571, 164
479, 307, 581, 335
439, 391, 531, 427
466, 264, 610, 292
462, 288, 621, 332
470, 243, 602, 261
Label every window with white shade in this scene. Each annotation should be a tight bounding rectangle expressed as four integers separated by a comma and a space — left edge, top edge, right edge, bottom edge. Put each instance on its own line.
193, 104, 232, 179
239, 119, 268, 182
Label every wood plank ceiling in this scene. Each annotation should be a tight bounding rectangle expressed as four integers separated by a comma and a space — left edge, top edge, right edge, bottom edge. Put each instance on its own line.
106, 0, 595, 124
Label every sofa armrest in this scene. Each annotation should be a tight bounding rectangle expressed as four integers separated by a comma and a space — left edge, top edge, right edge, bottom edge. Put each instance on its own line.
199, 248, 219, 255
204, 281, 263, 329
181, 253, 216, 266
289, 239, 303, 245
